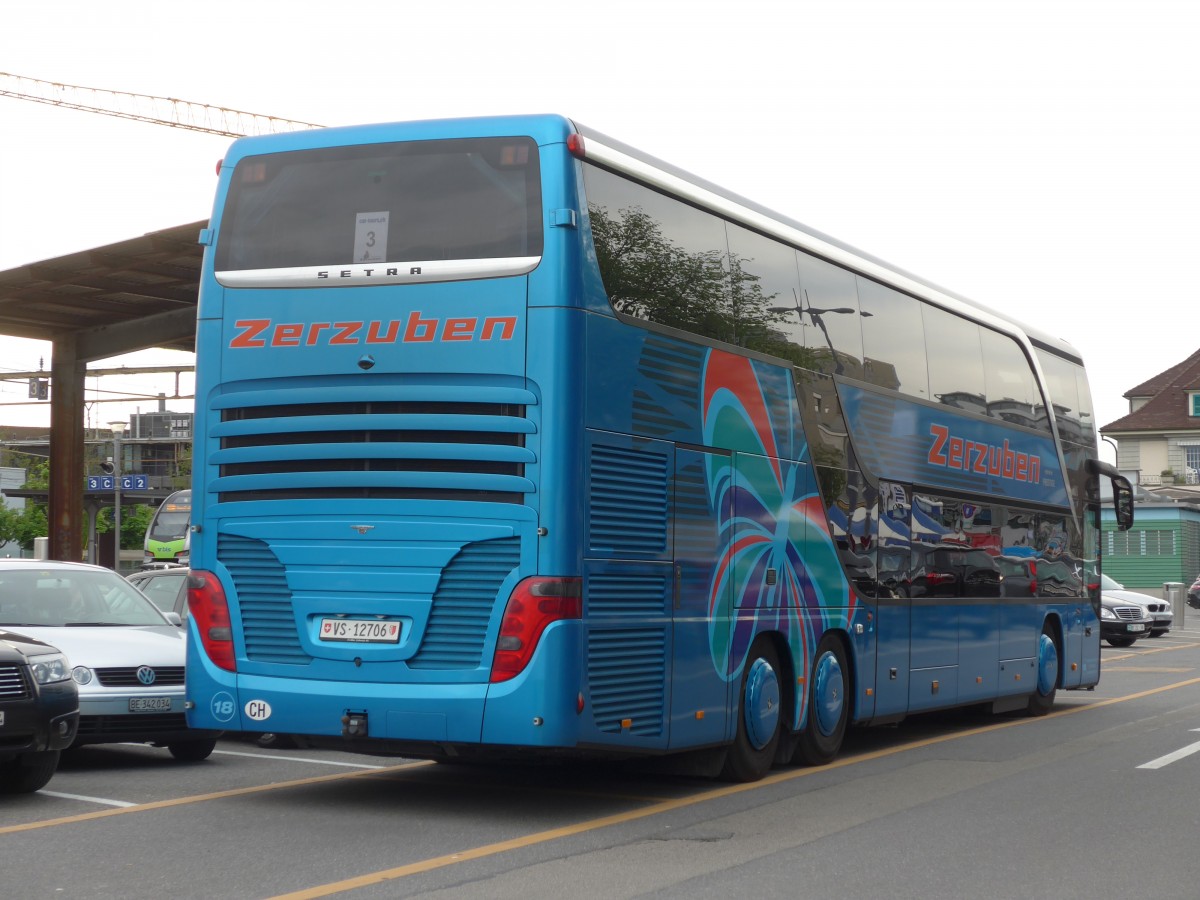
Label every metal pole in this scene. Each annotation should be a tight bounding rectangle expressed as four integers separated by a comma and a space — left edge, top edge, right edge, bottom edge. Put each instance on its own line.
110, 422, 125, 573
114, 431, 121, 572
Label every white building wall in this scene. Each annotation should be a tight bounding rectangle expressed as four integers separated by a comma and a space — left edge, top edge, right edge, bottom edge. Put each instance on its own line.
0, 466, 27, 558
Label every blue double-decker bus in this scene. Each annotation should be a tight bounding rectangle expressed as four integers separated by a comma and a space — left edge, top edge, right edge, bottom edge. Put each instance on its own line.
184, 115, 1133, 780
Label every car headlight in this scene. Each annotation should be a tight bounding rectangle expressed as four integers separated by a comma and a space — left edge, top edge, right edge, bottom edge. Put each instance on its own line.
72, 665, 94, 685
1099, 607, 1116, 620
30, 652, 71, 684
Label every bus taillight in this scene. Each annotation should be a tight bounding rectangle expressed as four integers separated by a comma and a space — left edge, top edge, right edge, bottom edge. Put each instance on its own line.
489, 577, 582, 683
188, 570, 236, 672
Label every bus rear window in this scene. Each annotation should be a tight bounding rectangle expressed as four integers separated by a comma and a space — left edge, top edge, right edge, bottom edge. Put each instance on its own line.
215, 137, 543, 272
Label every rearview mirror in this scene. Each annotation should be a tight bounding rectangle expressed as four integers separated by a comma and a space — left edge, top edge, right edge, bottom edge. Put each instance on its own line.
1112, 475, 1134, 531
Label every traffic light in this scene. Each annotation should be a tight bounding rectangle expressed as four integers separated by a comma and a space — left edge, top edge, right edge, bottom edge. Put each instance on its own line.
99, 457, 115, 475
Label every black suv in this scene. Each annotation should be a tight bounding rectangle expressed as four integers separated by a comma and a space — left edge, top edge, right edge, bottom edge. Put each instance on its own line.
0, 630, 80, 793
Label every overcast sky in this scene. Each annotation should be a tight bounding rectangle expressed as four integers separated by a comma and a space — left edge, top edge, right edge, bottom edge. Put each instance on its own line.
1, 0, 1196, 455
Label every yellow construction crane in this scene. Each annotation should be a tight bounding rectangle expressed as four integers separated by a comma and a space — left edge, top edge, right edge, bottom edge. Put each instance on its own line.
0, 71, 321, 137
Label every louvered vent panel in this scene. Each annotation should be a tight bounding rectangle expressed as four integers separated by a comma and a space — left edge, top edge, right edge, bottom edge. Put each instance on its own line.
218, 534, 311, 665
210, 381, 535, 505
587, 572, 669, 618
410, 537, 521, 669
587, 629, 666, 736
588, 445, 668, 555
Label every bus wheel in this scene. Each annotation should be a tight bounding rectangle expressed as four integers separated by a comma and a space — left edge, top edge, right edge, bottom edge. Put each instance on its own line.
1027, 625, 1059, 717
793, 633, 848, 766
720, 637, 782, 782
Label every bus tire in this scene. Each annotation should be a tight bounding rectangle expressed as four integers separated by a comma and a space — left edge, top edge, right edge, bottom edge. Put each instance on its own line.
1027, 624, 1059, 717
720, 636, 782, 782
793, 633, 849, 766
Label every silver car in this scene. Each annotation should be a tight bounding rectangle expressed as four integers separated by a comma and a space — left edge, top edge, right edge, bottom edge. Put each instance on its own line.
0, 560, 219, 760
1100, 573, 1173, 637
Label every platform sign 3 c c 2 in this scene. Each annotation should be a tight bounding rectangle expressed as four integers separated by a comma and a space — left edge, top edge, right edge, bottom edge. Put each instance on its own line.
86, 474, 148, 491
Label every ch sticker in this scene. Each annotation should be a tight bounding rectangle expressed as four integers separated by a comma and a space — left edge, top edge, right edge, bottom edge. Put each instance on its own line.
245, 699, 272, 721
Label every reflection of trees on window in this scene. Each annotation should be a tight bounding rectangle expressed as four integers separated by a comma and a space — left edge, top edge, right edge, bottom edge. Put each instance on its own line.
589, 203, 812, 365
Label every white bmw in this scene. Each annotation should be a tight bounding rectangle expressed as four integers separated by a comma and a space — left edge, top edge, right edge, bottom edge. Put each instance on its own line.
0, 559, 220, 760
1100, 572, 1174, 638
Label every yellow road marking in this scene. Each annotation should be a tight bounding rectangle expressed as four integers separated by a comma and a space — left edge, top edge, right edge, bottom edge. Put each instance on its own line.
0, 760, 432, 835
268, 675, 1200, 899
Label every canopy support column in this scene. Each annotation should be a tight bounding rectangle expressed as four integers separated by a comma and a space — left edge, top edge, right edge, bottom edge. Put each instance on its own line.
48, 335, 86, 562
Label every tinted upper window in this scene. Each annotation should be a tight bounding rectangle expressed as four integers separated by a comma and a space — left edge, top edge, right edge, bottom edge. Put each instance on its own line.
796, 252, 864, 377
582, 164, 1056, 437
858, 277, 928, 398
924, 304, 986, 414
216, 137, 543, 271
584, 166, 736, 341
980, 328, 1041, 429
725, 223, 807, 361
1035, 350, 1092, 445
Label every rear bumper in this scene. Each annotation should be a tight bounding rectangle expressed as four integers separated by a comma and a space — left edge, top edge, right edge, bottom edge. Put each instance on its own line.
187, 622, 584, 750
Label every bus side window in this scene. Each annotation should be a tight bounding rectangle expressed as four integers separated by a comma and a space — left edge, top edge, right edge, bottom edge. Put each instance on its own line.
816, 465, 877, 599
878, 482, 911, 599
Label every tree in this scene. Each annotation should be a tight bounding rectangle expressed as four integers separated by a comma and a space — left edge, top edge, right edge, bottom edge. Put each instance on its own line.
0, 501, 48, 550
96, 503, 155, 550
0, 460, 52, 552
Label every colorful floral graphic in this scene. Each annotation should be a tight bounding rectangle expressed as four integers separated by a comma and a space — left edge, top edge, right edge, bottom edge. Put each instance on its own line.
700, 350, 851, 709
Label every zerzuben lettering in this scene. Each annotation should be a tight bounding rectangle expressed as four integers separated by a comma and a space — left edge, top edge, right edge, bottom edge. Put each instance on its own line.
927, 423, 1041, 484
229, 312, 516, 349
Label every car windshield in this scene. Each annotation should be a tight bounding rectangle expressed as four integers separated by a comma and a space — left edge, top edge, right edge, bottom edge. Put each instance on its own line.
0, 569, 168, 627
129, 573, 187, 614
1100, 573, 1123, 590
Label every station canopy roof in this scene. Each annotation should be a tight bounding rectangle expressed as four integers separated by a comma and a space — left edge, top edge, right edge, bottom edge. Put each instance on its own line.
0, 220, 206, 357
0, 221, 208, 565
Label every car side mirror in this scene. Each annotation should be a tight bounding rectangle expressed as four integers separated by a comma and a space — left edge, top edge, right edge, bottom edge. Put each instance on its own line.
164, 611, 183, 627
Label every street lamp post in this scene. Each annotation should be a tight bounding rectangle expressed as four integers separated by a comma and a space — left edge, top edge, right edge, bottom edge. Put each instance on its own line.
768, 290, 872, 376
109, 421, 126, 572
1101, 436, 1119, 466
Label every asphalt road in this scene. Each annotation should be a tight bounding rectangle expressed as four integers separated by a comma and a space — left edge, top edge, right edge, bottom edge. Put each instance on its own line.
5, 622, 1200, 900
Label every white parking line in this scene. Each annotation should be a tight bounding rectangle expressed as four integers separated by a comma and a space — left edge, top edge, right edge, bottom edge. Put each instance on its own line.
213, 749, 387, 769
39, 791, 136, 807
1137, 729, 1200, 769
